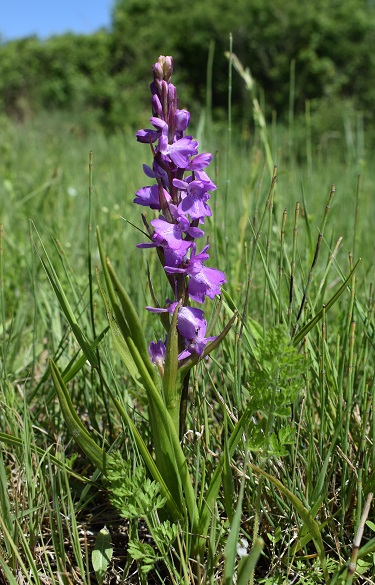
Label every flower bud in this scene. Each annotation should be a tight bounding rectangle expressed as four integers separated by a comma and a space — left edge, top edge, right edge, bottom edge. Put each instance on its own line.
175, 109, 190, 132
168, 84, 178, 109
152, 94, 163, 117
153, 56, 174, 83
162, 56, 174, 81
152, 61, 163, 81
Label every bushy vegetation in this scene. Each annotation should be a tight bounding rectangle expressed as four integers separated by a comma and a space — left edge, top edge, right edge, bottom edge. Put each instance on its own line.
1, 0, 375, 138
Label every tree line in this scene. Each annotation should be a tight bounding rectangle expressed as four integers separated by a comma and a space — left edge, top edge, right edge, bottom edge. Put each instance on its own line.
1, 0, 374, 136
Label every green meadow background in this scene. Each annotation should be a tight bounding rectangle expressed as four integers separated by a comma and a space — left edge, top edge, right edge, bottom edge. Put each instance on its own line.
0, 0, 374, 583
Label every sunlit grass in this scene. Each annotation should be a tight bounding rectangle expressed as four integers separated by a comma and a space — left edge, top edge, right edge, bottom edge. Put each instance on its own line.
0, 109, 374, 583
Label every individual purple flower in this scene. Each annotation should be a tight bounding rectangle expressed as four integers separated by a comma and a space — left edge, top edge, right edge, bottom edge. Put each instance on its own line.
164, 244, 226, 303
187, 264, 226, 303
137, 212, 204, 255
134, 184, 171, 210
146, 303, 215, 360
150, 216, 192, 257
173, 178, 212, 220
149, 339, 166, 366
158, 135, 199, 168
136, 116, 167, 144
177, 306, 216, 359
136, 128, 161, 144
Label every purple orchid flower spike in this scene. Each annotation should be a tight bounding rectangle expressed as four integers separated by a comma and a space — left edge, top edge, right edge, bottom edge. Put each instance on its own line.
136, 55, 227, 386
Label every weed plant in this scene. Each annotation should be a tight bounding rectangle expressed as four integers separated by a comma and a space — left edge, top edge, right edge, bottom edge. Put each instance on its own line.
0, 58, 374, 584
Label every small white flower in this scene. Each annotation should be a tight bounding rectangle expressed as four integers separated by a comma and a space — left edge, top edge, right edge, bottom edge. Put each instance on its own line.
237, 537, 249, 558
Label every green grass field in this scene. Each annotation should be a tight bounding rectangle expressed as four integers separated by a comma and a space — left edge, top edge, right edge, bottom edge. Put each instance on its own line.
0, 103, 374, 584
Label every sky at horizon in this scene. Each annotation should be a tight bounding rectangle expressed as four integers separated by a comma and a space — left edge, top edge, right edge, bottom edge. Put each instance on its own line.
0, 1, 114, 42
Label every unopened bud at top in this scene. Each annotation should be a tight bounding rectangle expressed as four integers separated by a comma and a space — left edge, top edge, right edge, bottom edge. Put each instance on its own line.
153, 55, 174, 83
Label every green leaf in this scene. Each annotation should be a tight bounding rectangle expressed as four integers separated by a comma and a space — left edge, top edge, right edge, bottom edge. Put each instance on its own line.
96, 267, 141, 384
107, 257, 154, 377
92, 527, 113, 585
127, 541, 159, 574
31, 225, 97, 367
49, 359, 107, 473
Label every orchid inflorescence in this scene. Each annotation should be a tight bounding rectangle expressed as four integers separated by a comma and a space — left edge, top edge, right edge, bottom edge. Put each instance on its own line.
135, 55, 226, 365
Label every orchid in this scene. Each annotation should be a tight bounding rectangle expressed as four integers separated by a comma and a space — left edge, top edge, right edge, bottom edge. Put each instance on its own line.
135, 56, 227, 362
51, 55, 238, 573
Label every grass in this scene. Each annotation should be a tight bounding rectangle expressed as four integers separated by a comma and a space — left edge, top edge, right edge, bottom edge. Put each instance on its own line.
0, 102, 374, 584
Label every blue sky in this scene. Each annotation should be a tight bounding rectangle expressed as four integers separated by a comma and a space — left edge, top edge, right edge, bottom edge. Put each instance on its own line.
0, 1, 114, 42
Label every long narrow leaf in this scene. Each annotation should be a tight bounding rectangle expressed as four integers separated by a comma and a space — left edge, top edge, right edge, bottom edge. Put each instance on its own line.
107, 257, 154, 376
32, 229, 97, 366
96, 268, 141, 384
50, 359, 107, 473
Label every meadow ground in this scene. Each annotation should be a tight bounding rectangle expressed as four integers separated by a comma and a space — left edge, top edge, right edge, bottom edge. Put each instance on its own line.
0, 108, 374, 583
